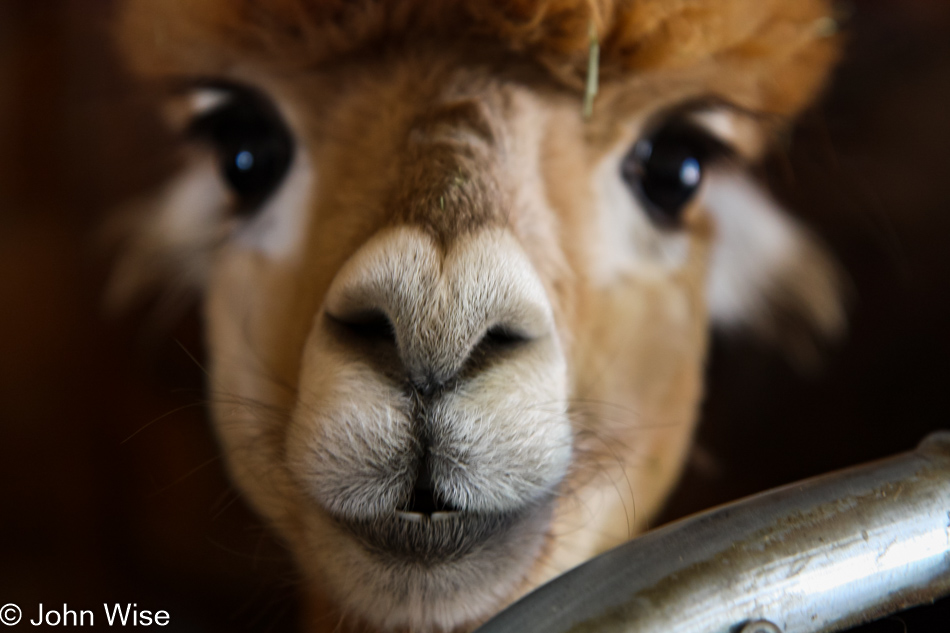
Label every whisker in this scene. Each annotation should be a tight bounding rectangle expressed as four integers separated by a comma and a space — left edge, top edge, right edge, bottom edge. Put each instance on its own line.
175, 336, 209, 377
209, 486, 245, 521
205, 535, 295, 564
149, 455, 222, 496
120, 401, 208, 444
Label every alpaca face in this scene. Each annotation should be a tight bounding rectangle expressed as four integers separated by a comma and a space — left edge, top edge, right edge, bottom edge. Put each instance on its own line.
114, 2, 842, 630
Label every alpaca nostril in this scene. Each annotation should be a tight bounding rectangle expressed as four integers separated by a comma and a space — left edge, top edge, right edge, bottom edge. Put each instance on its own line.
326, 308, 397, 345
463, 325, 534, 373
323, 228, 555, 399
480, 325, 532, 349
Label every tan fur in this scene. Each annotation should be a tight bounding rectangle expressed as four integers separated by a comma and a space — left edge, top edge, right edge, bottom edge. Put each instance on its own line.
113, 1, 842, 631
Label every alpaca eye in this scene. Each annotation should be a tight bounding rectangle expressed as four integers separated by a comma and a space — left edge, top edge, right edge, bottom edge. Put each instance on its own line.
188, 92, 294, 213
621, 121, 727, 227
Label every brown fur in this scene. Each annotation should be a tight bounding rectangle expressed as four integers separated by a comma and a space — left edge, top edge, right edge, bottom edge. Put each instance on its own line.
119, 0, 836, 113
114, 1, 841, 631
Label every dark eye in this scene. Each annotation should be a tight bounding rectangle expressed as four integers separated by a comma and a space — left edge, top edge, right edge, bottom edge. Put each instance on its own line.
621, 120, 728, 228
188, 90, 294, 214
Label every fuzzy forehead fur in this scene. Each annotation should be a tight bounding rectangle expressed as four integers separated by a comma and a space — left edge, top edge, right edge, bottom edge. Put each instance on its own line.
120, 0, 836, 116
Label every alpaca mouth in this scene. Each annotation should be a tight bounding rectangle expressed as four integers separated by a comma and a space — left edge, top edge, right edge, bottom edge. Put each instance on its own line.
401, 452, 460, 515
335, 497, 548, 564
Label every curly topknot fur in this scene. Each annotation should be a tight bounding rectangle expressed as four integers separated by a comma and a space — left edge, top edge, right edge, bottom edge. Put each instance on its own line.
119, 0, 837, 115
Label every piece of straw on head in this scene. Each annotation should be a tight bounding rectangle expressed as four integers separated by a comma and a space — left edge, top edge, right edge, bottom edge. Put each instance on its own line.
583, 20, 599, 120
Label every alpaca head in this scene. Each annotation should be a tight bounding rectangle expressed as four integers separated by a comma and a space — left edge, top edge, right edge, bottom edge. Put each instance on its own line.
112, 1, 843, 630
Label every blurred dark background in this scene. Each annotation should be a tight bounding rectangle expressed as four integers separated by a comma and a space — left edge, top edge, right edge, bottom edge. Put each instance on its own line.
1, 1, 948, 631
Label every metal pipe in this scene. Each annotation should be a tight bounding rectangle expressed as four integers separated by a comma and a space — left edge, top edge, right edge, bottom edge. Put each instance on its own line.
476, 431, 950, 633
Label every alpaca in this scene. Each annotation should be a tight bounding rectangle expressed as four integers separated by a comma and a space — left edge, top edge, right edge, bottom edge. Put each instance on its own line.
111, 1, 843, 630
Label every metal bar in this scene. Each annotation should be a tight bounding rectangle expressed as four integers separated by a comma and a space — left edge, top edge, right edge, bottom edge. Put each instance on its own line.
476, 432, 950, 633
